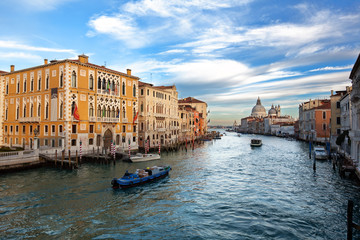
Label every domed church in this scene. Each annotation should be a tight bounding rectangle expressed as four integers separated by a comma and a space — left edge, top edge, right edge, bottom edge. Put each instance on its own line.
251, 97, 267, 118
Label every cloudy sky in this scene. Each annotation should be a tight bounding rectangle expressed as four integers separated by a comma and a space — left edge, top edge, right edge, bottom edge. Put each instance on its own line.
0, 0, 359, 125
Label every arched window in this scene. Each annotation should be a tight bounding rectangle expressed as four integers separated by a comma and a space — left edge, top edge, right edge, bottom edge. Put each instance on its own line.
5, 107, 8, 120
133, 84, 136, 97
17, 80, 20, 93
23, 79, 27, 92
59, 102, 63, 119
97, 105, 101, 117
112, 80, 115, 92
89, 103, 94, 117
116, 82, 120, 95
23, 105, 26, 118
116, 107, 120, 118
38, 104, 41, 117
98, 77, 101, 90
71, 71, 77, 88
102, 78, 106, 90
45, 102, 49, 119
16, 106, 19, 120
30, 104, 34, 117
71, 102, 75, 116
107, 106, 110, 117
102, 106, 106, 117
111, 107, 115, 118
30, 78, 34, 91
38, 76, 41, 90
107, 80, 111, 93
122, 82, 126, 95
60, 72, 63, 88
6, 82, 8, 94
89, 75, 94, 90
122, 107, 126, 118
45, 75, 49, 89
140, 103, 143, 112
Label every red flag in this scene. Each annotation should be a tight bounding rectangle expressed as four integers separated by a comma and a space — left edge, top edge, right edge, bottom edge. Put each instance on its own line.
132, 111, 138, 124
73, 104, 80, 120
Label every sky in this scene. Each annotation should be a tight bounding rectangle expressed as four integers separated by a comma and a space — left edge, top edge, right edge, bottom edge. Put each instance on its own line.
0, 0, 359, 126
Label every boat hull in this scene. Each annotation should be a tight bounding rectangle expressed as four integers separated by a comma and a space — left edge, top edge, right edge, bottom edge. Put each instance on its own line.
130, 154, 160, 162
112, 166, 171, 189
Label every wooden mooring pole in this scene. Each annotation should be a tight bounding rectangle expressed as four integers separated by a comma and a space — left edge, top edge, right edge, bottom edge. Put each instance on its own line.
68, 150, 71, 168
55, 150, 57, 166
347, 200, 360, 240
61, 150, 64, 168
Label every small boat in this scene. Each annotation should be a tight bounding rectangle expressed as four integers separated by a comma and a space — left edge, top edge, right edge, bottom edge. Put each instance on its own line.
314, 147, 327, 160
250, 139, 262, 147
129, 153, 160, 162
111, 166, 172, 189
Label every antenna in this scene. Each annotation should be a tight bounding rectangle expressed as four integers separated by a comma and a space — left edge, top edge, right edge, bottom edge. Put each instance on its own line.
104, 61, 107, 67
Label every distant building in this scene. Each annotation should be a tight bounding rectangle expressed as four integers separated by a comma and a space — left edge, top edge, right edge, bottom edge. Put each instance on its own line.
178, 97, 208, 134
330, 89, 350, 148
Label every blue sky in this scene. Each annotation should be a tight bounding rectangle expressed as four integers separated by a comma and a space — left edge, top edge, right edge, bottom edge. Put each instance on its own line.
0, 0, 359, 125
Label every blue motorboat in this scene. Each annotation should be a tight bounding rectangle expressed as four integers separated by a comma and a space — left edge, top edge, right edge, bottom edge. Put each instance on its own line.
111, 165, 171, 189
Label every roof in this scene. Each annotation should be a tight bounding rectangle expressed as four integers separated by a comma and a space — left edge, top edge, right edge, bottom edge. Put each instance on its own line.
138, 81, 153, 87
314, 101, 331, 110
179, 97, 206, 105
0, 70, 8, 75
1, 57, 140, 80
350, 53, 360, 80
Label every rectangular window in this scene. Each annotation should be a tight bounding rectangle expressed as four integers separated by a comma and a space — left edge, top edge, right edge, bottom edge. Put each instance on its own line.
4, 126, 8, 133
141, 89, 144, 95
44, 139, 48, 146
122, 125, 126, 133
71, 139, 77, 146
89, 125, 94, 133
10, 126, 13, 134
30, 125, 33, 135
72, 125, 77, 133
15, 125, 19, 134
336, 117, 341, 125
133, 126, 136, 132
147, 89, 149, 95
59, 139, 62, 147
89, 138, 94, 145
22, 126, 26, 134
336, 101, 340, 108
337, 129, 341, 135
323, 111, 326, 119
52, 125, 56, 133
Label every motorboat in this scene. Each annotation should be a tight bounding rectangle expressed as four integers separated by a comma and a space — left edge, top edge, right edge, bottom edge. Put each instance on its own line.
129, 153, 160, 162
250, 139, 262, 147
111, 165, 171, 189
314, 147, 327, 160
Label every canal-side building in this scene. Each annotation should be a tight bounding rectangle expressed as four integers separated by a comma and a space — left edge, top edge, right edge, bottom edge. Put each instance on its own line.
178, 105, 195, 142
178, 97, 208, 134
338, 89, 352, 156
137, 81, 179, 150
299, 100, 331, 143
0, 55, 139, 153
330, 89, 350, 149
0, 70, 8, 146
298, 99, 330, 141
349, 53, 360, 176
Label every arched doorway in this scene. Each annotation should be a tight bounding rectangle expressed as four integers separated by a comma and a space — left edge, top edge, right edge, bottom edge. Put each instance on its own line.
103, 129, 113, 151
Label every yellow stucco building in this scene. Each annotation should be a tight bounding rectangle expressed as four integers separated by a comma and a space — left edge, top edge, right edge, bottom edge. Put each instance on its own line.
0, 55, 139, 153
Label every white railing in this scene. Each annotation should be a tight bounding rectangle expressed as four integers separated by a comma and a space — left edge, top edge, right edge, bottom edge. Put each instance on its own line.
19, 117, 40, 122
89, 116, 96, 122
158, 128, 166, 132
122, 118, 128, 123
96, 117, 120, 123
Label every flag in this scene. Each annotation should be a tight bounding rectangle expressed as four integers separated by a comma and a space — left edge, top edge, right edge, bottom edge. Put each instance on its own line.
73, 104, 80, 120
133, 111, 139, 124
102, 108, 106, 117
107, 81, 110, 93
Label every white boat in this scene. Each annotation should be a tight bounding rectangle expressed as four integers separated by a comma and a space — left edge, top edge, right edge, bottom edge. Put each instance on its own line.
130, 153, 161, 162
250, 139, 262, 147
314, 147, 327, 160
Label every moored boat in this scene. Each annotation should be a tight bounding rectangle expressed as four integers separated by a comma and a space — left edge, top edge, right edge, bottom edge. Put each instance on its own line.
129, 153, 161, 162
250, 139, 262, 147
111, 166, 171, 189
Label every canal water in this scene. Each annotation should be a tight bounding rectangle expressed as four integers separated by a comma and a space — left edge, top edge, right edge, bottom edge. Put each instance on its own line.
1, 132, 360, 239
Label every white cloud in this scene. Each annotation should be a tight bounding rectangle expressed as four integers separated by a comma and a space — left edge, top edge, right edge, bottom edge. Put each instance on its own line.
0, 40, 76, 53
0, 52, 42, 60
309, 65, 353, 72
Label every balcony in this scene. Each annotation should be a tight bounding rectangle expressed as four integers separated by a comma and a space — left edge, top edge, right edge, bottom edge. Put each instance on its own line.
122, 118, 128, 123
154, 113, 166, 118
89, 117, 96, 122
158, 128, 166, 132
97, 117, 120, 123
19, 117, 40, 123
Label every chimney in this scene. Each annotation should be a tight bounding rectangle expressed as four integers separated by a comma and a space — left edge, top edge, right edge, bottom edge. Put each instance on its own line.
331, 90, 333, 96
127, 69, 131, 75
10, 65, 14, 72
44, 59, 48, 65
78, 54, 89, 64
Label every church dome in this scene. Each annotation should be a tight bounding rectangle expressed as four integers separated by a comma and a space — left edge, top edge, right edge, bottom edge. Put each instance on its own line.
268, 104, 277, 116
251, 97, 267, 118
